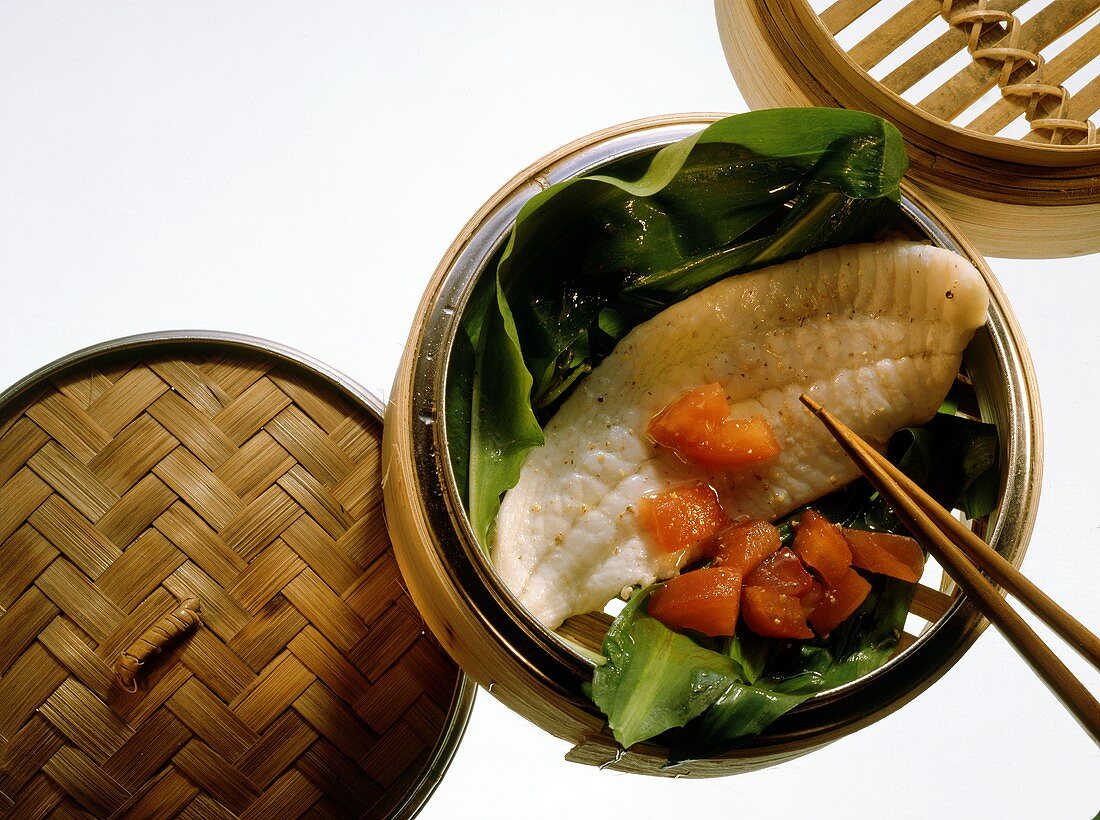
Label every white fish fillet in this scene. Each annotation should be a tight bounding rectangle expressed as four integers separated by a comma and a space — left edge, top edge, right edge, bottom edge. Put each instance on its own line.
492, 241, 989, 629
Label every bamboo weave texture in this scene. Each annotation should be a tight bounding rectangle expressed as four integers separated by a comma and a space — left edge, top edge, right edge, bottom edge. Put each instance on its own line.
0, 345, 460, 819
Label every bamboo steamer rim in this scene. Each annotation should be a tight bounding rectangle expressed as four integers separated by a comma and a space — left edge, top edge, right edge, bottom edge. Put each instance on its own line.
715, 0, 1100, 257
383, 113, 1043, 775
0, 330, 473, 819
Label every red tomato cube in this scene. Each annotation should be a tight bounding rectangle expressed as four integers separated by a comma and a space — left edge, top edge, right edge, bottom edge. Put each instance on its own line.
793, 509, 852, 587
647, 567, 742, 637
843, 528, 925, 583
741, 585, 813, 639
714, 519, 781, 576
647, 382, 780, 469
808, 568, 872, 637
744, 547, 815, 596
638, 481, 729, 560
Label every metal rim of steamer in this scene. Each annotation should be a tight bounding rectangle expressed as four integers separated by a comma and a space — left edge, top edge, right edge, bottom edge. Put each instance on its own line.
403, 114, 1042, 753
0, 329, 477, 820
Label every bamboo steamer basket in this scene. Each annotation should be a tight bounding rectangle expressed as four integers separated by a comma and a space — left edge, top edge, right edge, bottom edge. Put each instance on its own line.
0, 331, 473, 818
715, 0, 1100, 258
384, 114, 1042, 776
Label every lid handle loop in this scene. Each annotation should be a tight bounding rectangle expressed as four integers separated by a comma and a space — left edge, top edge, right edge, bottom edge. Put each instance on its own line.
115, 597, 202, 692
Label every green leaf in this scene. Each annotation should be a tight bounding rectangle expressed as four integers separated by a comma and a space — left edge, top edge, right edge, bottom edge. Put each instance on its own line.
457, 109, 908, 549
666, 683, 810, 765
591, 589, 739, 749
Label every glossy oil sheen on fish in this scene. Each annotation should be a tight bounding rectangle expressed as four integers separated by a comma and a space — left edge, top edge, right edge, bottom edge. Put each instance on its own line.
492, 241, 989, 629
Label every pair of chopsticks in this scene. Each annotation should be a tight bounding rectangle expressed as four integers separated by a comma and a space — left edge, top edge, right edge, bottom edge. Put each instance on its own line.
801, 394, 1100, 745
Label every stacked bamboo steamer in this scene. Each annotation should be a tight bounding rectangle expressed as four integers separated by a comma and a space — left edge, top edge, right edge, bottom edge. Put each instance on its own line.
716, 0, 1100, 257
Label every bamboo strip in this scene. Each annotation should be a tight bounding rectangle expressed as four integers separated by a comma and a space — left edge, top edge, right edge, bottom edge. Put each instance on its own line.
219, 487, 303, 562
281, 517, 361, 592
849, 0, 939, 71
85, 366, 167, 436
0, 589, 59, 673
167, 678, 259, 760
919, 0, 1100, 121
39, 678, 134, 764
97, 474, 176, 548
29, 495, 122, 579
148, 359, 229, 416
283, 570, 366, 652
210, 377, 291, 446
25, 393, 110, 463
0, 525, 57, 609
234, 712, 317, 789
881, 0, 1030, 93
29, 442, 119, 521
95, 529, 185, 612
87, 414, 177, 495
231, 652, 316, 733
147, 390, 237, 470
41, 746, 129, 816
172, 741, 260, 815
215, 432, 295, 505
968, 23, 1100, 135
356, 665, 422, 733
288, 626, 371, 703
0, 645, 68, 738
819, 0, 882, 34
225, 541, 308, 611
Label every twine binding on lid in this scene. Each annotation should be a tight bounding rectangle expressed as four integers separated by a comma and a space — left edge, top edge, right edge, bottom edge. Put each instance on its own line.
943, 0, 1097, 145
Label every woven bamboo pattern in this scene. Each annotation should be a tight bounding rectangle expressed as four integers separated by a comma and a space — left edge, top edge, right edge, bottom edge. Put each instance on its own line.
0, 344, 463, 818
819, 0, 1099, 144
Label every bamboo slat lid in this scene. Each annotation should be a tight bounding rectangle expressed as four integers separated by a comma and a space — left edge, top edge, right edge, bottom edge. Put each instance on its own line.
716, 0, 1100, 258
0, 333, 471, 819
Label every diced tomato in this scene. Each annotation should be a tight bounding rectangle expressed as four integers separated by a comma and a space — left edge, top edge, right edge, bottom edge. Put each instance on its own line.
638, 481, 729, 561
843, 528, 925, 583
793, 509, 852, 587
648, 383, 729, 443
800, 580, 826, 618
744, 547, 815, 596
713, 519, 781, 575
647, 383, 781, 469
670, 417, 781, 469
808, 568, 872, 637
740, 586, 813, 639
647, 567, 742, 637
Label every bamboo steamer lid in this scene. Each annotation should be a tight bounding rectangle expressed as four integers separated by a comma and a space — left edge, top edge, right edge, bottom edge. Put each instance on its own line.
0, 332, 472, 819
715, 0, 1100, 258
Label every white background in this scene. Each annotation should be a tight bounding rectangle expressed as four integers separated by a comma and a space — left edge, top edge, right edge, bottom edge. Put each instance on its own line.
1, 2, 1098, 818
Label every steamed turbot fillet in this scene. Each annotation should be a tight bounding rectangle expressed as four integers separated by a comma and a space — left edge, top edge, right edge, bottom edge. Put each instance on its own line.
492, 241, 989, 629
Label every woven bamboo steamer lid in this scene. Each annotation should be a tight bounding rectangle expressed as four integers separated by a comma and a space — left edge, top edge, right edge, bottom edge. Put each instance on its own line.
0, 332, 472, 818
715, 0, 1100, 258
384, 114, 1042, 776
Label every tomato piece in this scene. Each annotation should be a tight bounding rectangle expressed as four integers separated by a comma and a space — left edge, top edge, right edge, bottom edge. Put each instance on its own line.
808, 568, 872, 637
647, 567, 742, 637
843, 528, 925, 583
793, 509, 852, 587
638, 481, 729, 560
800, 580, 826, 618
713, 519, 781, 575
670, 416, 781, 469
744, 547, 815, 596
648, 383, 729, 444
647, 383, 781, 469
741, 586, 813, 639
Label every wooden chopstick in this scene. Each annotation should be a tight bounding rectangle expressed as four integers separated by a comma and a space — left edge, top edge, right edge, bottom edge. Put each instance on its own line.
800, 394, 1100, 746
